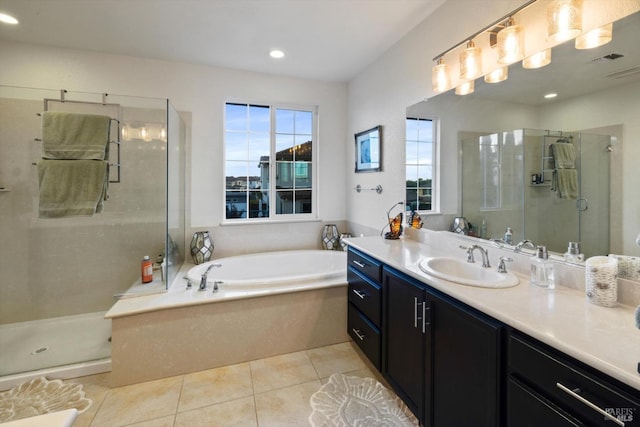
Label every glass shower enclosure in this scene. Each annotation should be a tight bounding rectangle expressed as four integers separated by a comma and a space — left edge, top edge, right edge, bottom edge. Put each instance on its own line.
460, 128, 611, 258
0, 86, 185, 387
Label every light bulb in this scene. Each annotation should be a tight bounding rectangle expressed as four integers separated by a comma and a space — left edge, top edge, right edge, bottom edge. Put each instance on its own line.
497, 20, 524, 65
459, 41, 482, 80
523, 49, 552, 69
455, 80, 475, 96
485, 67, 508, 83
432, 58, 451, 93
547, 0, 582, 43
575, 23, 612, 49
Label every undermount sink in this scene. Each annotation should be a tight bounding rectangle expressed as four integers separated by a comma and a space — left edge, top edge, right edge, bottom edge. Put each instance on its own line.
418, 257, 519, 288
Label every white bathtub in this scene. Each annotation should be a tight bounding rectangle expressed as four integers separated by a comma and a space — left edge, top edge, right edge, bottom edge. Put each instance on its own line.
187, 250, 347, 289
106, 249, 349, 386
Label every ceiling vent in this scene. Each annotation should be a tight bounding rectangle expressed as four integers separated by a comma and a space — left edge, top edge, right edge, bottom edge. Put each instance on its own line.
591, 53, 624, 62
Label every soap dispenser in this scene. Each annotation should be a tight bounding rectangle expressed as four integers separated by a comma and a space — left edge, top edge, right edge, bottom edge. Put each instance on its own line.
563, 242, 584, 262
504, 227, 513, 245
531, 246, 555, 289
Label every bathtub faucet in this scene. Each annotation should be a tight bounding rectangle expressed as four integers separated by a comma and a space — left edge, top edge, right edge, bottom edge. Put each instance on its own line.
200, 263, 222, 291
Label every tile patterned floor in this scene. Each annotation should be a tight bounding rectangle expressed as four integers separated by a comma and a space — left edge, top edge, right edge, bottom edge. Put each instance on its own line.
69, 341, 386, 427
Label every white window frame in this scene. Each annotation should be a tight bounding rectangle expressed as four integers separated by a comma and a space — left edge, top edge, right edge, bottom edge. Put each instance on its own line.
222, 99, 318, 223
405, 116, 440, 214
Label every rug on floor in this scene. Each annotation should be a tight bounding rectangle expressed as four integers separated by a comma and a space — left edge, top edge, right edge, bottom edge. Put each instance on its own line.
0, 377, 92, 423
309, 373, 419, 427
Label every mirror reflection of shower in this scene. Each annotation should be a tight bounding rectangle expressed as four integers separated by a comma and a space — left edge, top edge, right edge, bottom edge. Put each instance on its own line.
460, 128, 611, 259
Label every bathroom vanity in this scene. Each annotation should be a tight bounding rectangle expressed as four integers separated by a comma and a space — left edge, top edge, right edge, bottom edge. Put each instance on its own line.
346, 234, 640, 426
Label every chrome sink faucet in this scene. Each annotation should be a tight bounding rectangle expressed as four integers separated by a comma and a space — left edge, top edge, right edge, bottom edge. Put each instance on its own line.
199, 263, 221, 291
460, 245, 491, 268
514, 240, 536, 252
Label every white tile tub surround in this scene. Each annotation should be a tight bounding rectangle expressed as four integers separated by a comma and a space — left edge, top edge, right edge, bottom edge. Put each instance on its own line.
347, 231, 640, 391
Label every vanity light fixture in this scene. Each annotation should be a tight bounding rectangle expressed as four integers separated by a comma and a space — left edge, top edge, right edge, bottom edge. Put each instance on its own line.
459, 40, 483, 80
497, 18, 524, 65
523, 49, 552, 69
484, 67, 508, 83
432, 58, 452, 93
575, 23, 613, 49
547, 0, 583, 43
269, 49, 285, 59
455, 80, 475, 96
0, 12, 18, 24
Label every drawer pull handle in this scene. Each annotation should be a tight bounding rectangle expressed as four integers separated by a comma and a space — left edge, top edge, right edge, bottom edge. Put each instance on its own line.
352, 289, 366, 299
414, 297, 419, 328
556, 382, 625, 427
352, 260, 366, 268
352, 328, 365, 341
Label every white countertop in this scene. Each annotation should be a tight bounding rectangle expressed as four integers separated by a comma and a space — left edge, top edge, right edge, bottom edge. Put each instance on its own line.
346, 234, 640, 392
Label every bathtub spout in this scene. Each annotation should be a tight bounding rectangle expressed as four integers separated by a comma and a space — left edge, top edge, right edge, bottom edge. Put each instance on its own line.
199, 263, 222, 291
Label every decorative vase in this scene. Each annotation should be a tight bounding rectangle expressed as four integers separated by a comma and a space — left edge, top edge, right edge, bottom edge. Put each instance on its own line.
322, 224, 340, 250
339, 233, 352, 251
190, 231, 213, 265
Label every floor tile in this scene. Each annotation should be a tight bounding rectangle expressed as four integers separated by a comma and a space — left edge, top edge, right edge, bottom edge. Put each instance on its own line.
250, 351, 318, 394
89, 376, 182, 427
123, 415, 175, 427
68, 377, 110, 427
178, 362, 253, 413
174, 396, 257, 427
254, 380, 320, 427
306, 341, 367, 378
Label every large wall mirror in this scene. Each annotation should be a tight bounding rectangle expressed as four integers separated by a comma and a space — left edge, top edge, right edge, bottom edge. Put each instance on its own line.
407, 10, 640, 264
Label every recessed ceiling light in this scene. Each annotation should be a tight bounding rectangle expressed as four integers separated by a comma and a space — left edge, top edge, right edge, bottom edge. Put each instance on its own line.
269, 50, 285, 59
544, 93, 558, 99
0, 12, 18, 25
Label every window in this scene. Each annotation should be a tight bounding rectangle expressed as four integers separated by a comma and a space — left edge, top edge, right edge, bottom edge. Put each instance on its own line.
405, 117, 437, 213
224, 102, 315, 220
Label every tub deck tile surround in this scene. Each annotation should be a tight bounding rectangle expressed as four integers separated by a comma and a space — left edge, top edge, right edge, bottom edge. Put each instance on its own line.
109, 281, 348, 386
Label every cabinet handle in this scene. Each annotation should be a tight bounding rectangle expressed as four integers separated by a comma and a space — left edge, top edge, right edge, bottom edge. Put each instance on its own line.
414, 297, 419, 328
422, 303, 430, 333
352, 328, 365, 341
352, 260, 366, 268
352, 289, 366, 299
556, 382, 625, 427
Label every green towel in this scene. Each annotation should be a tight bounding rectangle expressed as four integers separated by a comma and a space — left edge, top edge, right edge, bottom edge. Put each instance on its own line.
551, 169, 578, 200
37, 159, 109, 218
550, 142, 576, 169
42, 112, 111, 160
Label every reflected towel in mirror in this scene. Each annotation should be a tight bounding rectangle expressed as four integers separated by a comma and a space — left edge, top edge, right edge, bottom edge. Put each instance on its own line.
550, 142, 576, 169
550, 169, 578, 200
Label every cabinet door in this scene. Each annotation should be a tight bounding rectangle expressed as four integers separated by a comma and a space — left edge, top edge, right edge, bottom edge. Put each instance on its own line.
382, 267, 429, 423
431, 292, 502, 427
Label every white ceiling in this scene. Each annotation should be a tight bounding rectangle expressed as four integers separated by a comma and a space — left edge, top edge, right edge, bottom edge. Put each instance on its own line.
0, 0, 443, 82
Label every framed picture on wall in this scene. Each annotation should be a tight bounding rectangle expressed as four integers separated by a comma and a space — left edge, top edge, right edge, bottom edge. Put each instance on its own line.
354, 125, 381, 173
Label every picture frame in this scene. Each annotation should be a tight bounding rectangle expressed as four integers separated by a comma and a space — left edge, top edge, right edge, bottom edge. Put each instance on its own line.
354, 125, 382, 173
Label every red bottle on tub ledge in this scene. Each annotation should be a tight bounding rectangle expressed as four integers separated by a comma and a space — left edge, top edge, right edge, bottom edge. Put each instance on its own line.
141, 255, 153, 283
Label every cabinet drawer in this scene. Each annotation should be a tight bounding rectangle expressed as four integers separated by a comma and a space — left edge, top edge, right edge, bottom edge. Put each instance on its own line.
348, 303, 381, 370
509, 333, 640, 426
347, 269, 381, 327
508, 377, 583, 427
348, 248, 382, 283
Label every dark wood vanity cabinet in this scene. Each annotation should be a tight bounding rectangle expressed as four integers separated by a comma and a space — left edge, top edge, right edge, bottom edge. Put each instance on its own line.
347, 248, 382, 369
382, 265, 501, 426
508, 332, 640, 427
346, 247, 640, 427
382, 266, 432, 423
430, 289, 502, 427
